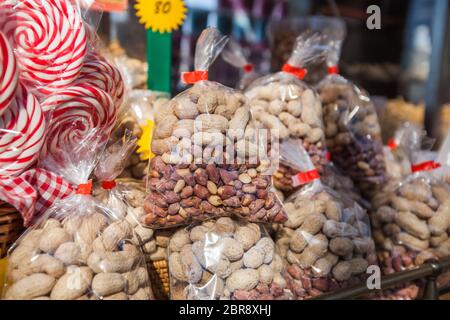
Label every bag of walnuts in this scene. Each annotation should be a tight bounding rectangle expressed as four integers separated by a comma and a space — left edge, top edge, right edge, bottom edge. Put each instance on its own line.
371, 128, 450, 299
2, 130, 153, 300
221, 38, 261, 91
245, 32, 327, 194
144, 28, 286, 228
275, 142, 377, 299
316, 37, 386, 197
168, 217, 292, 300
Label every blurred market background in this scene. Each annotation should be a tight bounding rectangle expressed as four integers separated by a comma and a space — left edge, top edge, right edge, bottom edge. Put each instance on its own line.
97, 0, 450, 146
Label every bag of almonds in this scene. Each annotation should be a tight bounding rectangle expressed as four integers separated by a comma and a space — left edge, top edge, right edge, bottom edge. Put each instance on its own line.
2, 131, 153, 300
245, 32, 327, 194
168, 217, 292, 300
144, 27, 286, 228
316, 38, 386, 197
275, 142, 377, 299
221, 38, 261, 91
371, 128, 450, 299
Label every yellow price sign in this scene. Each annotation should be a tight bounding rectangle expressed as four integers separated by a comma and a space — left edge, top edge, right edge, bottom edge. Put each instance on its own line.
135, 0, 187, 33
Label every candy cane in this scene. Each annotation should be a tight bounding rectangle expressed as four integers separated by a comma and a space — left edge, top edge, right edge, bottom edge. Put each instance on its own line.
0, 0, 87, 95
0, 31, 19, 115
40, 84, 115, 157
0, 83, 46, 176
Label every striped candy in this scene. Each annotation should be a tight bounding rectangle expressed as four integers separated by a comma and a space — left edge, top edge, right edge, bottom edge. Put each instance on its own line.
0, 83, 46, 176
76, 56, 124, 113
40, 84, 116, 158
0, 0, 87, 95
0, 31, 19, 115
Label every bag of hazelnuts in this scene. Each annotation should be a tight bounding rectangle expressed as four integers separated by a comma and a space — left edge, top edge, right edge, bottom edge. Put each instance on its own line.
221, 38, 261, 91
245, 32, 328, 195
371, 127, 450, 299
168, 217, 292, 300
275, 141, 377, 299
315, 36, 386, 198
3, 130, 153, 300
144, 28, 287, 228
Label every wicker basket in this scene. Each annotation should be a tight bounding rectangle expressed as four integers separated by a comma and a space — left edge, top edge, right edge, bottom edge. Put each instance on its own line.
148, 259, 170, 300
0, 201, 23, 259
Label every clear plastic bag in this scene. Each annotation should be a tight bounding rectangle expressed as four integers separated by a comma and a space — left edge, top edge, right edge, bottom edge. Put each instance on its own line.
0, 0, 99, 97
221, 39, 260, 91
2, 128, 153, 300
371, 128, 450, 299
168, 217, 291, 300
111, 90, 170, 180
144, 28, 286, 228
275, 142, 376, 299
245, 32, 327, 194
316, 61, 386, 197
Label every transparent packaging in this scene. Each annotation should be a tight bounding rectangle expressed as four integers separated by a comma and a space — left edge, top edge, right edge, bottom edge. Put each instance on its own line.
245, 32, 327, 194
317, 66, 386, 197
144, 28, 286, 228
274, 141, 376, 299
2, 129, 153, 300
221, 39, 261, 91
168, 217, 292, 300
371, 127, 450, 300
0, 0, 96, 97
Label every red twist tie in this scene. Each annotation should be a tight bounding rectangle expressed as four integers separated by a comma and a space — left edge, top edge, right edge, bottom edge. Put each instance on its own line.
387, 138, 398, 150
181, 70, 208, 84
327, 66, 339, 75
282, 63, 307, 80
411, 161, 441, 173
243, 64, 254, 73
292, 169, 320, 186
325, 151, 331, 162
101, 180, 117, 190
76, 180, 93, 195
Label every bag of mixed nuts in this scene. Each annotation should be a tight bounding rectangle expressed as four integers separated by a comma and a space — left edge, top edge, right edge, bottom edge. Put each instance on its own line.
168, 217, 292, 300
245, 32, 327, 194
316, 37, 386, 197
221, 38, 261, 91
371, 127, 450, 299
275, 142, 377, 299
144, 28, 286, 228
2, 130, 153, 300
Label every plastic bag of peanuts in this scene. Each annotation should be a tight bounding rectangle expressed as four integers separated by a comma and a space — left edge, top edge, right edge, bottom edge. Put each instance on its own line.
315, 38, 386, 198
2, 131, 153, 300
275, 142, 377, 299
144, 28, 286, 228
168, 217, 292, 300
221, 38, 261, 91
245, 32, 327, 194
371, 128, 450, 299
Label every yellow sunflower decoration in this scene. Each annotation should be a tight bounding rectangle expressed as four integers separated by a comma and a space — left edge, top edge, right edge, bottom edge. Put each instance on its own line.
136, 120, 155, 161
135, 0, 187, 33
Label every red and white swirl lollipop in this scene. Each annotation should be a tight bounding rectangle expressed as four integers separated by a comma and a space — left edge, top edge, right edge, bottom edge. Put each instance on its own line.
0, 31, 19, 115
0, 83, 46, 176
0, 0, 87, 95
40, 84, 115, 158
76, 56, 124, 113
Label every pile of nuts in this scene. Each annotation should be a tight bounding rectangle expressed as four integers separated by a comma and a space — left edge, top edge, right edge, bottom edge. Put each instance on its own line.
371, 177, 450, 279
168, 218, 291, 300
276, 185, 376, 299
3, 213, 152, 300
144, 82, 285, 227
246, 77, 327, 193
